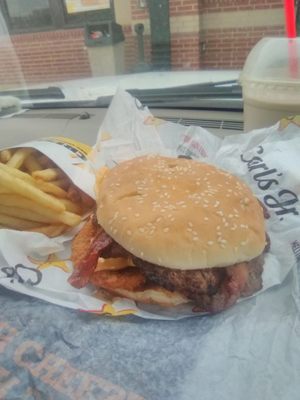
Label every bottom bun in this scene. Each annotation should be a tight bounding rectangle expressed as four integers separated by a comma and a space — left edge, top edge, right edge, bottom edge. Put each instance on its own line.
110, 287, 189, 307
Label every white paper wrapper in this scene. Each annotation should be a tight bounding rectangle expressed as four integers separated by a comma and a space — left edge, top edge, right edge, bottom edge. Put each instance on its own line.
0, 91, 299, 320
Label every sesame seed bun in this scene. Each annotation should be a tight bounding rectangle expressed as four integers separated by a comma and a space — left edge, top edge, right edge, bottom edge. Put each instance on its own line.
96, 155, 265, 270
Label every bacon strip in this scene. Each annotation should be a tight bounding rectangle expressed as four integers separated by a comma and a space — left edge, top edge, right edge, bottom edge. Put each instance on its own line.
68, 230, 113, 289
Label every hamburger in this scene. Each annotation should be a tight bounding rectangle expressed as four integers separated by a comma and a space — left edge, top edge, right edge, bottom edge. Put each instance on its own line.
69, 155, 269, 313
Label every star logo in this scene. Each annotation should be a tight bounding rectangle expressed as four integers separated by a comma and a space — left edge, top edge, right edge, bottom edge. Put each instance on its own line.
279, 115, 300, 130
28, 253, 70, 273
83, 303, 136, 316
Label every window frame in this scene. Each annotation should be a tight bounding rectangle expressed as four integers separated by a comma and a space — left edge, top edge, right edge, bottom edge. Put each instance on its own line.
0, 0, 115, 34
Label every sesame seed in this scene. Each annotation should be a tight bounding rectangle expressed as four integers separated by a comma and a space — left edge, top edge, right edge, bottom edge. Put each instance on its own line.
204, 217, 209, 221
188, 222, 193, 227
217, 226, 221, 230
127, 230, 132, 236
228, 214, 233, 218
163, 227, 170, 233
207, 241, 214, 245
193, 237, 199, 241
241, 241, 247, 246
135, 213, 140, 217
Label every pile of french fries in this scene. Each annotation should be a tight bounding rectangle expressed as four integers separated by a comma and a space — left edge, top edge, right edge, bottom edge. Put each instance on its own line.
0, 147, 94, 237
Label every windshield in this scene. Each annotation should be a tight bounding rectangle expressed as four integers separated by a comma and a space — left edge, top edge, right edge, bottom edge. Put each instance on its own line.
0, 1, 298, 108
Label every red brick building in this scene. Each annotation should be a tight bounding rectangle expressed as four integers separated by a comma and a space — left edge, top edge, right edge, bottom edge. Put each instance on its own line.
0, 0, 286, 88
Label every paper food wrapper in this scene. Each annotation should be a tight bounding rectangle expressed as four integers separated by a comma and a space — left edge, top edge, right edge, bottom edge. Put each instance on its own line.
0, 91, 300, 320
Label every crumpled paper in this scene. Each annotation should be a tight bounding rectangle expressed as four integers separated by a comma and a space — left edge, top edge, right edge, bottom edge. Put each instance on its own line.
0, 89, 299, 320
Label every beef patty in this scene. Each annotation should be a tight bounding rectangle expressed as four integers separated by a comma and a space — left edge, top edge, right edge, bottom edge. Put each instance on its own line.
133, 254, 264, 312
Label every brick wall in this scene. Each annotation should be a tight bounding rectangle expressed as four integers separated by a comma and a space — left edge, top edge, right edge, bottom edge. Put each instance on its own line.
169, 0, 200, 16
171, 32, 200, 70
131, 0, 149, 20
200, 0, 285, 69
0, 29, 91, 88
201, 0, 283, 12
201, 25, 285, 68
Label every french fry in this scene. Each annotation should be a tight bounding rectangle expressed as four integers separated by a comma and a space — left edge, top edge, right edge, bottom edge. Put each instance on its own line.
0, 163, 68, 199
0, 195, 81, 226
0, 169, 65, 212
35, 179, 68, 198
28, 224, 68, 238
0, 149, 12, 163
0, 162, 35, 183
59, 198, 82, 214
0, 204, 54, 224
0, 214, 42, 230
51, 178, 69, 189
0, 147, 93, 236
6, 148, 33, 169
32, 168, 61, 181
24, 154, 43, 173
0, 186, 10, 194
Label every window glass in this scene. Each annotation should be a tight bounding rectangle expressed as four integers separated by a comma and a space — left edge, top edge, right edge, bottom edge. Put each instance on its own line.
6, 0, 52, 30
0, 1, 298, 106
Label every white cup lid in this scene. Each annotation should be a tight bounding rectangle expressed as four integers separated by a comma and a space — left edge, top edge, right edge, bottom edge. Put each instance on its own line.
240, 37, 300, 84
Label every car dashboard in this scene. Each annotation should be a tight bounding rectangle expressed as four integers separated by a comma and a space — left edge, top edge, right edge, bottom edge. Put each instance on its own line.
0, 107, 244, 148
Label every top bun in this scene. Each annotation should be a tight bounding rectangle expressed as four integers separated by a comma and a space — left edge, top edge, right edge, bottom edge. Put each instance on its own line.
96, 155, 266, 270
